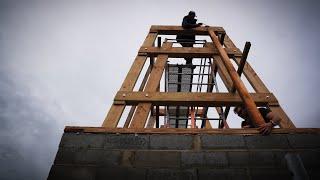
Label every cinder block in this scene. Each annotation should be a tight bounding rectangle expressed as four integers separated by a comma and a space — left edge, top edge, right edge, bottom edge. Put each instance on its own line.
201, 135, 246, 149
47, 165, 96, 180
272, 151, 288, 168
308, 167, 320, 180
198, 168, 249, 180
245, 134, 289, 149
105, 134, 149, 149
54, 147, 77, 164
287, 134, 320, 149
249, 168, 292, 180
181, 152, 228, 168
227, 151, 249, 167
150, 134, 193, 150
147, 168, 197, 180
54, 148, 122, 166
60, 133, 105, 149
134, 151, 180, 168
76, 149, 121, 166
204, 152, 228, 167
248, 151, 275, 167
181, 152, 204, 167
96, 166, 147, 180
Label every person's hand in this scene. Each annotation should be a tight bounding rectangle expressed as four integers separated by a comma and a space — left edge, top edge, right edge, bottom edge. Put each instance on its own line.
258, 122, 273, 135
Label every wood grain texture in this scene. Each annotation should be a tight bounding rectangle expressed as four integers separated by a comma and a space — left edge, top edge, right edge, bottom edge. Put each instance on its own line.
129, 42, 172, 128
102, 32, 157, 128
209, 30, 266, 127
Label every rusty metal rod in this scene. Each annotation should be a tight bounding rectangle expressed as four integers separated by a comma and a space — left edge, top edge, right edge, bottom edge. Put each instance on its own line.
221, 42, 251, 128
209, 30, 265, 127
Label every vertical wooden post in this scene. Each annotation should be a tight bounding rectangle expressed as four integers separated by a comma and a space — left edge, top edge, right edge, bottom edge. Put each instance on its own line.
223, 35, 295, 128
102, 32, 157, 128
129, 42, 172, 128
209, 30, 265, 127
191, 107, 196, 128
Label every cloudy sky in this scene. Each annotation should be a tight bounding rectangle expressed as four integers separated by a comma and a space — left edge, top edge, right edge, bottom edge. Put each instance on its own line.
1, 0, 319, 179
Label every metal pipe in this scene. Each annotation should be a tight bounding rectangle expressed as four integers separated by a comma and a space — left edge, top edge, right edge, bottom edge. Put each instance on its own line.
209, 30, 265, 127
157, 37, 161, 48
222, 42, 252, 124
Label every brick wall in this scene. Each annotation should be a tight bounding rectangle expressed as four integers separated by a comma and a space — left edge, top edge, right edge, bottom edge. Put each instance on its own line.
48, 130, 320, 180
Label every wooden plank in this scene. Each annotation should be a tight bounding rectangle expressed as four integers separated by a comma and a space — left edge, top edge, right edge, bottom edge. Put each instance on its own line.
65, 126, 320, 134
150, 25, 225, 35
204, 43, 234, 91
139, 46, 242, 58
223, 35, 296, 128
270, 106, 296, 128
102, 56, 147, 128
115, 92, 278, 106
224, 35, 268, 92
214, 56, 234, 92
209, 30, 266, 127
123, 63, 153, 128
204, 121, 212, 129
142, 32, 157, 47
129, 42, 173, 128
146, 115, 156, 128
102, 32, 157, 128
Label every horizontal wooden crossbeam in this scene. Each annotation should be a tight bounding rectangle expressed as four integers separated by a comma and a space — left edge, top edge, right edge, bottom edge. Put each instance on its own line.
139, 46, 242, 58
65, 126, 320, 134
114, 91, 278, 106
150, 25, 225, 35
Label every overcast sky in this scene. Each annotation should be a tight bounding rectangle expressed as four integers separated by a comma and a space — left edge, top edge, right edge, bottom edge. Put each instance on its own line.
1, 0, 319, 179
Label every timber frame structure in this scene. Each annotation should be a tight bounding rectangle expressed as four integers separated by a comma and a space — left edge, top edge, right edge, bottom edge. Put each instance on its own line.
101, 25, 295, 130
48, 26, 320, 180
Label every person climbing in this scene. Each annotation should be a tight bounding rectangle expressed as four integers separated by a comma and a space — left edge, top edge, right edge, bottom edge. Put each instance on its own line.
234, 106, 281, 135
176, 11, 203, 65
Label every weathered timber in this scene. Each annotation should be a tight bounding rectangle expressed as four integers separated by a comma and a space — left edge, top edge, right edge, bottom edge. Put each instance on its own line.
209, 30, 266, 127
150, 25, 225, 35
65, 126, 320, 134
102, 32, 157, 128
114, 92, 278, 106
223, 35, 295, 128
138, 46, 242, 58
129, 42, 172, 128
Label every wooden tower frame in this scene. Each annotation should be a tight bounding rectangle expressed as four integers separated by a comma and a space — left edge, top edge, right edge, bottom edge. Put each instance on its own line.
101, 25, 295, 130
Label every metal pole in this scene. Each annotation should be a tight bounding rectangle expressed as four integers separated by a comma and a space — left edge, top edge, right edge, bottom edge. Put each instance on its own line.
209, 30, 265, 127
222, 42, 251, 126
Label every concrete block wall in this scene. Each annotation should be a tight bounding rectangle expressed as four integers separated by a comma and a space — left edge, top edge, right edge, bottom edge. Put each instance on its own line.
48, 131, 320, 180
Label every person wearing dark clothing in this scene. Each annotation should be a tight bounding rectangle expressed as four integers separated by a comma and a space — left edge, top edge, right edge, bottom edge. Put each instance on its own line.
176, 11, 203, 65
234, 106, 281, 135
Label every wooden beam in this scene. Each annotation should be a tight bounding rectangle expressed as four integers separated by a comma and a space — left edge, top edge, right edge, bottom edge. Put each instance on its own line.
223, 35, 295, 128
138, 46, 242, 58
146, 115, 156, 128
223, 41, 252, 121
102, 32, 157, 128
123, 62, 153, 128
213, 56, 234, 92
204, 43, 234, 91
204, 121, 213, 129
129, 42, 172, 128
150, 25, 225, 35
209, 30, 266, 127
115, 92, 278, 106
65, 126, 320, 134
142, 32, 158, 47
